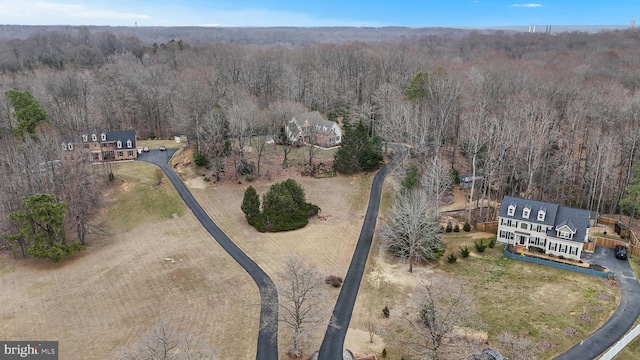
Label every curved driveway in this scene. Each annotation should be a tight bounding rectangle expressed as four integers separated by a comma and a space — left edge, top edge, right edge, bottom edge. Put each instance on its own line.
555, 246, 640, 360
317, 145, 407, 360
138, 149, 278, 360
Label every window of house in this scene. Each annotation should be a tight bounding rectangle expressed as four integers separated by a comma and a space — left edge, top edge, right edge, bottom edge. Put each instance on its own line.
559, 244, 567, 253
126, 140, 132, 148
68, 143, 73, 150
84, 144, 89, 149
569, 247, 578, 255
101, 133, 106, 141
537, 210, 545, 221
92, 133, 97, 141
507, 205, 516, 216
520, 223, 528, 229
336, 136, 340, 142
559, 231, 571, 239
61, 143, 67, 150
82, 134, 88, 142
128, 151, 133, 157
117, 151, 123, 158
116, 140, 122, 149
549, 242, 557, 251
523, 207, 530, 219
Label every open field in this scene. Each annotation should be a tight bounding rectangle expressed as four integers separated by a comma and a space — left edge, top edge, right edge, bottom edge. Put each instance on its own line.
0, 161, 259, 360
0, 150, 626, 359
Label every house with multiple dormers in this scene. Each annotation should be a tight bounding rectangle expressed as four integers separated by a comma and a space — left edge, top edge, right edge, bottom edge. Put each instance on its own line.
285, 111, 342, 148
497, 196, 591, 261
61, 130, 137, 163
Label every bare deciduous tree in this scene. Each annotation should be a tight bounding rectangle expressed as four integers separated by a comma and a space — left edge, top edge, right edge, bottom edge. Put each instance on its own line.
395, 275, 480, 360
496, 331, 540, 360
120, 320, 217, 360
264, 256, 334, 358
379, 188, 443, 273
421, 155, 452, 216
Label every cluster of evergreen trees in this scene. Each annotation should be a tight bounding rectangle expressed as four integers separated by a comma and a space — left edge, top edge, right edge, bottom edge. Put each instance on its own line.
333, 120, 383, 174
241, 179, 320, 232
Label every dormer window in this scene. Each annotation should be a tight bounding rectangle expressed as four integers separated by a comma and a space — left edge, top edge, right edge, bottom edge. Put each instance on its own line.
507, 204, 516, 216
538, 209, 546, 221
126, 140, 132, 148
101, 133, 106, 141
82, 134, 88, 142
92, 133, 97, 141
116, 140, 122, 149
67, 143, 73, 150
523, 206, 530, 219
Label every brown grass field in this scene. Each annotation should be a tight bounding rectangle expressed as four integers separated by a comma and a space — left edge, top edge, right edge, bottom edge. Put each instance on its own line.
0, 144, 624, 359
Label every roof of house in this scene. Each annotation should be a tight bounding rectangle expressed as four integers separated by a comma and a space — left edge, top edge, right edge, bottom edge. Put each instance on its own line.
289, 111, 339, 136
499, 196, 590, 243
64, 130, 136, 146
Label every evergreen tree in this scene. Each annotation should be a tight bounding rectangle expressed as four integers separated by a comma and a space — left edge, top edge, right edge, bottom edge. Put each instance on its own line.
334, 119, 382, 174
4, 193, 82, 262
241, 186, 261, 218
5, 89, 48, 140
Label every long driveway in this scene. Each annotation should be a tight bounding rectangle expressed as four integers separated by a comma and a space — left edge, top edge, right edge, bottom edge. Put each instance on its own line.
317, 145, 407, 360
555, 246, 640, 360
138, 149, 278, 360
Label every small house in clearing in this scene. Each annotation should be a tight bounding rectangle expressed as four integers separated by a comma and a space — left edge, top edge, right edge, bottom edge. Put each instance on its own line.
497, 196, 591, 261
285, 111, 342, 148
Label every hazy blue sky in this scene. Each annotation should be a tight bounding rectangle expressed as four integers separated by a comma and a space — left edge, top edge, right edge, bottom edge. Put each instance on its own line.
0, 1, 638, 27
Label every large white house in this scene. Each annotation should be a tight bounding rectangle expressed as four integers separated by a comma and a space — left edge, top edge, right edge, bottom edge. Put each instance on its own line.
497, 196, 591, 260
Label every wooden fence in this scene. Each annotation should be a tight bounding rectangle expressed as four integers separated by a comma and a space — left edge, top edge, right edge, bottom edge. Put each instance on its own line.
476, 221, 498, 234
598, 217, 618, 226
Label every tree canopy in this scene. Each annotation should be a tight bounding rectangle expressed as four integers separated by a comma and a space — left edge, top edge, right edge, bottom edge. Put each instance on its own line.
241, 179, 319, 232
4, 193, 83, 262
333, 119, 383, 174
5, 89, 48, 140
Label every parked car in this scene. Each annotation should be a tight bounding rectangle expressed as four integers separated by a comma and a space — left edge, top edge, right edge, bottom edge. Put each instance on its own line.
143, 146, 150, 152
615, 245, 628, 260
159, 145, 166, 151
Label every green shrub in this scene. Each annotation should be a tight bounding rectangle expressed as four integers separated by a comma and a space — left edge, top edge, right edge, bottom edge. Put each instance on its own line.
453, 224, 460, 232
463, 222, 471, 232
460, 245, 470, 258
193, 151, 208, 167
450, 168, 460, 185
487, 237, 497, 248
245, 175, 255, 182
203, 177, 210, 182
474, 240, 487, 253
445, 222, 453, 233
447, 253, 458, 263
237, 158, 255, 175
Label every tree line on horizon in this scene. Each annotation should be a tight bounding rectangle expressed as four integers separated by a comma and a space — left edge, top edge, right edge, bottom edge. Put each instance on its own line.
3, 26, 640, 257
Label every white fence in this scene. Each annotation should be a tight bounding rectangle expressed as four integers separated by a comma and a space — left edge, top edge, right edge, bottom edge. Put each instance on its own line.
599, 323, 640, 359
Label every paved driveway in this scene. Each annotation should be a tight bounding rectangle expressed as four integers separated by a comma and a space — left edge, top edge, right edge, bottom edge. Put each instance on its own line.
555, 246, 640, 360
138, 149, 278, 360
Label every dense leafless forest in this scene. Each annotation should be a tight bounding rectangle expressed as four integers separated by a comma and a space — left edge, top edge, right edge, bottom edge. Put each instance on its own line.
2, 25, 640, 248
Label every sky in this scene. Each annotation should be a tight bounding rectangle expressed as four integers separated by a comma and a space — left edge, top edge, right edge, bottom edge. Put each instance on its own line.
0, 0, 638, 28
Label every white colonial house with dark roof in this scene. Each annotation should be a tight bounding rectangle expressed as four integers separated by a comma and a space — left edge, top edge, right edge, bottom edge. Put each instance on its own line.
285, 111, 342, 148
497, 196, 591, 261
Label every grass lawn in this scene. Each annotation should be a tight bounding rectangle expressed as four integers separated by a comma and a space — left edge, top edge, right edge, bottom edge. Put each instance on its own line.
107, 161, 187, 232
137, 139, 184, 150
352, 230, 620, 359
